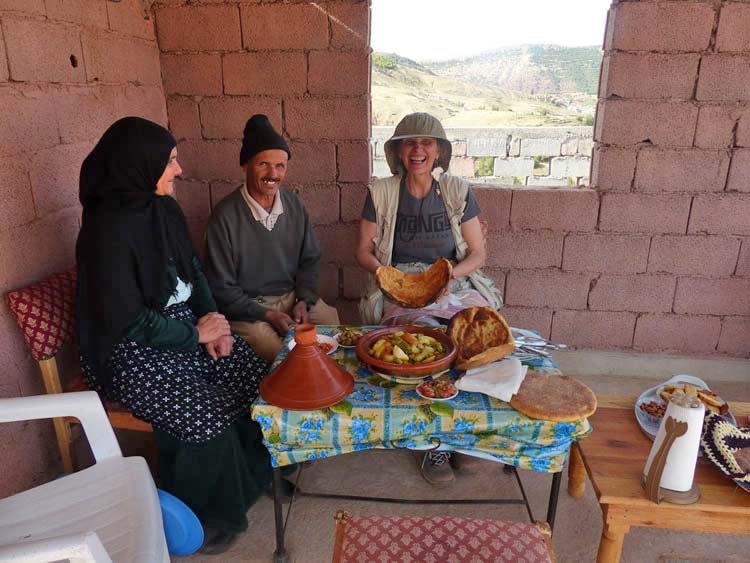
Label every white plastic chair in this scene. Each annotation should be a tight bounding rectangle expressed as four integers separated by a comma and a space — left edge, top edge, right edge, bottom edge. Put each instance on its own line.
0, 391, 169, 562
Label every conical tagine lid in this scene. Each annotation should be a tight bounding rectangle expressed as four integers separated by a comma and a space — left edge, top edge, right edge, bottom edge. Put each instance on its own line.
259, 324, 354, 410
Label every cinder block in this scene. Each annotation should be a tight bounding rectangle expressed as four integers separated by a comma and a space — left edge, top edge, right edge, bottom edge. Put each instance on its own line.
601, 53, 699, 99
294, 183, 339, 225
167, 98, 201, 140
649, 235, 741, 277
493, 157, 534, 177
240, 4, 327, 50
578, 138, 593, 157
373, 141, 384, 157
0, 90, 60, 156
340, 182, 368, 223
696, 55, 750, 102
223, 52, 306, 96
485, 231, 563, 269
452, 141, 467, 157
0, 0, 44, 15
738, 240, 750, 276
82, 30, 161, 85
634, 314, 721, 354
29, 143, 90, 217
342, 265, 369, 299
600, 193, 691, 235
498, 306, 552, 339
595, 100, 698, 147
52, 87, 119, 145
318, 262, 340, 303
694, 105, 750, 149
285, 141, 336, 184
161, 53, 222, 96
337, 142, 371, 183
308, 51, 369, 96
210, 181, 238, 209
511, 188, 598, 232
0, 27, 7, 82
589, 274, 676, 313
561, 138, 578, 156
467, 137, 507, 157
549, 157, 590, 178
505, 270, 590, 309
315, 223, 359, 266
688, 194, 750, 235
175, 179, 211, 219
635, 149, 730, 193
334, 299, 360, 324
449, 156, 474, 178
372, 158, 391, 178
4, 18, 86, 83
717, 4, 750, 53
106, 0, 154, 40
727, 148, 750, 192
526, 176, 568, 187
116, 85, 167, 126
178, 140, 243, 182
606, 2, 714, 51
472, 185, 512, 231
481, 268, 506, 297
156, 6, 241, 51
186, 217, 209, 261
718, 317, 750, 356
509, 137, 521, 157
551, 310, 636, 349
328, 2, 369, 49
563, 234, 650, 274
45, 0, 108, 28
675, 277, 750, 315
519, 138, 560, 157
590, 146, 636, 192
0, 156, 35, 230
200, 97, 282, 140
285, 97, 369, 141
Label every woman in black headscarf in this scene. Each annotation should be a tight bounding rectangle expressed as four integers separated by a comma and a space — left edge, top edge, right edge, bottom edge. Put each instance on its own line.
76, 117, 273, 554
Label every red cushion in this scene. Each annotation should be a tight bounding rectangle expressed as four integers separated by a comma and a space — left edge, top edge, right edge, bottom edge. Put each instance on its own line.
5, 269, 77, 361
337, 515, 553, 563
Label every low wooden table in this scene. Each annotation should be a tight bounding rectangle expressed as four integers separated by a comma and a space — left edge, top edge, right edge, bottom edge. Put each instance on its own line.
567, 395, 750, 562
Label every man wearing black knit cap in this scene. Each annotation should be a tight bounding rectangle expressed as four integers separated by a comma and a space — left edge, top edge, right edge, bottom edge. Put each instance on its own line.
204, 114, 339, 362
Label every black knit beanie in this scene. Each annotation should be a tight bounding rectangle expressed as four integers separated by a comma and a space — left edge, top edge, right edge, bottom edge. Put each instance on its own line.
239, 114, 291, 166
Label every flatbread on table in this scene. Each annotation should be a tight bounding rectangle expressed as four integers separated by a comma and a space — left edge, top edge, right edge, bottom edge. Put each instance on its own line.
375, 257, 452, 309
447, 306, 515, 370
510, 373, 597, 422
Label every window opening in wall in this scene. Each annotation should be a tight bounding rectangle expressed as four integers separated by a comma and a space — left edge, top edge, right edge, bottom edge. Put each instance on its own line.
371, 0, 609, 186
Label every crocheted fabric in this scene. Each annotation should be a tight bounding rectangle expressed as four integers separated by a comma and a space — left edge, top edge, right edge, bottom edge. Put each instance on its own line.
5, 269, 77, 361
701, 412, 750, 494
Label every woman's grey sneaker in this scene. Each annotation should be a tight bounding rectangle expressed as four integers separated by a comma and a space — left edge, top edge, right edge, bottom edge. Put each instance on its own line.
420, 451, 455, 485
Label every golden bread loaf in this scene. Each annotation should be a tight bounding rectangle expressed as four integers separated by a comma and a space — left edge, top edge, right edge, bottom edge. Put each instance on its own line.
447, 307, 515, 370
375, 258, 452, 308
510, 373, 597, 422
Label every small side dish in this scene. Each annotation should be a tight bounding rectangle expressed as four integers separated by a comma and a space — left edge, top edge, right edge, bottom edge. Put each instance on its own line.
416, 378, 458, 401
336, 329, 363, 347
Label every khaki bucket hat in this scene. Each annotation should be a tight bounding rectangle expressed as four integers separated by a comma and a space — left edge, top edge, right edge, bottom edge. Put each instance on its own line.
383, 112, 452, 175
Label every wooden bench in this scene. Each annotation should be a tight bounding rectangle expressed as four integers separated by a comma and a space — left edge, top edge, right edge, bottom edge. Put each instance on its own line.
5, 269, 151, 473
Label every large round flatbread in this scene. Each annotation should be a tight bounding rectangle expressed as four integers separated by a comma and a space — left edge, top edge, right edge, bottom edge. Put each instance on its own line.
510, 373, 597, 422
447, 307, 515, 370
375, 258, 452, 308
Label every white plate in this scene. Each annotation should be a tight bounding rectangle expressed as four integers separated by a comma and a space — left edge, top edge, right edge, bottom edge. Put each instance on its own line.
416, 380, 459, 401
287, 334, 338, 355
333, 331, 363, 349
635, 374, 736, 442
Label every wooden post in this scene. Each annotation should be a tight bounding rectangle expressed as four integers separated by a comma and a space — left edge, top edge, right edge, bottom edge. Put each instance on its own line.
38, 358, 74, 473
568, 442, 587, 497
597, 522, 629, 563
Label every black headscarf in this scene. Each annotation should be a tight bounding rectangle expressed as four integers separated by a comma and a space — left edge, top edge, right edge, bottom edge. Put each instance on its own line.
76, 117, 195, 388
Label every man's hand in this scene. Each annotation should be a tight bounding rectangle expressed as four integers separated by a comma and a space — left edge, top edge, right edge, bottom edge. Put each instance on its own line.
197, 312, 231, 344
264, 309, 295, 336
292, 300, 309, 324
204, 334, 233, 361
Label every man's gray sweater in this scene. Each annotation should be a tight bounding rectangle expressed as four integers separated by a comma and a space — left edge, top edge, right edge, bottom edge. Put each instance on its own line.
204, 187, 321, 322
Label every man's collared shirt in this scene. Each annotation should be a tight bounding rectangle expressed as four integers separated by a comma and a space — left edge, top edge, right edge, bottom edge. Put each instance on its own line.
241, 182, 284, 231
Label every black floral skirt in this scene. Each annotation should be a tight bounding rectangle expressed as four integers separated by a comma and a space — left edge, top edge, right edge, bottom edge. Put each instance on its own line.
82, 303, 269, 443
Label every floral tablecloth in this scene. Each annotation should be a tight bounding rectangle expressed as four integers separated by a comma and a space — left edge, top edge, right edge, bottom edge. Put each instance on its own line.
251, 326, 591, 473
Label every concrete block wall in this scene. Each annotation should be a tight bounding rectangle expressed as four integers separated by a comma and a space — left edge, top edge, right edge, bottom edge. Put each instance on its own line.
372, 126, 593, 186
0, 0, 167, 496
154, 0, 371, 257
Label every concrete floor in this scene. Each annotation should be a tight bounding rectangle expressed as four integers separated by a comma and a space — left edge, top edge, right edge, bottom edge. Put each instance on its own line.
171, 351, 750, 563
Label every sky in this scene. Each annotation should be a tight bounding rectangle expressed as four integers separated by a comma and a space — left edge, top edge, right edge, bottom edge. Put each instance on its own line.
371, 0, 611, 62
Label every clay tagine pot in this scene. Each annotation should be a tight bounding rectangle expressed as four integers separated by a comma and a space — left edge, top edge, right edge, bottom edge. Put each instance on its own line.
260, 324, 354, 410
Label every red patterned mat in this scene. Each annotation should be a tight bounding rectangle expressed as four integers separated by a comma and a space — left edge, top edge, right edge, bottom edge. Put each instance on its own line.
333, 513, 555, 563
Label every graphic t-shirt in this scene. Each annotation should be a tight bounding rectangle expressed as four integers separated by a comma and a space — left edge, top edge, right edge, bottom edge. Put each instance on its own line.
362, 178, 480, 264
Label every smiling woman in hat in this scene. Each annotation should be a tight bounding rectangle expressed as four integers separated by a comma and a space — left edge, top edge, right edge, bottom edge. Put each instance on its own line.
355, 112, 504, 486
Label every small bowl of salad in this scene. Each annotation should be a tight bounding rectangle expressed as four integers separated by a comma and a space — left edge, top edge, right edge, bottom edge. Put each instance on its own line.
416, 378, 458, 401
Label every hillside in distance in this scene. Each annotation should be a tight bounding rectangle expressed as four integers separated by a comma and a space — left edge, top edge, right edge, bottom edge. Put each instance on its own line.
372, 46, 600, 127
